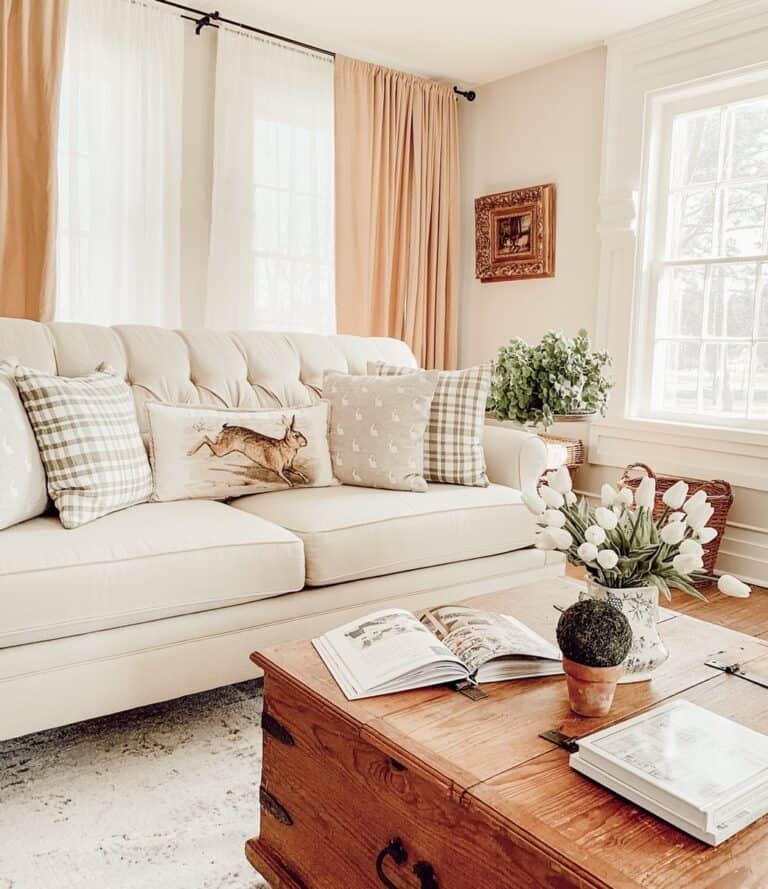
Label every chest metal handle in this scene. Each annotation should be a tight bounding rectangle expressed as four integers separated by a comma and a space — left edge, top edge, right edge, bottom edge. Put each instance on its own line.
375, 837, 439, 889
413, 860, 439, 889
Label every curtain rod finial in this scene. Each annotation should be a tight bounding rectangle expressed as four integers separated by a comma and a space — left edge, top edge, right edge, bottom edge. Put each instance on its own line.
453, 86, 476, 102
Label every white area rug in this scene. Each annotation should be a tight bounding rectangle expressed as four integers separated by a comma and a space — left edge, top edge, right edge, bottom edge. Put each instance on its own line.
0, 681, 269, 889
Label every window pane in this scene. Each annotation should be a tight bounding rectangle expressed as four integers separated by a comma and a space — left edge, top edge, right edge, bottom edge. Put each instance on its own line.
701, 343, 750, 416
729, 99, 768, 179
654, 341, 700, 413
658, 266, 705, 337
758, 264, 768, 338
707, 263, 756, 337
721, 183, 767, 256
253, 121, 281, 188
292, 127, 312, 194
671, 109, 721, 187
752, 343, 768, 418
253, 186, 281, 253
667, 189, 715, 258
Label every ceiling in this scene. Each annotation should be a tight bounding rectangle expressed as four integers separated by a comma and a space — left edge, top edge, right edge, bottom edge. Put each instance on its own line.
210, 0, 710, 85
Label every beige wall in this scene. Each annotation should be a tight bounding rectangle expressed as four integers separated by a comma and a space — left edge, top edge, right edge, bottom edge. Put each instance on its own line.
457, 47, 613, 502
458, 47, 606, 368
457, 46, 608, 496
459, 45, 768, 583
457, 47, 608, 488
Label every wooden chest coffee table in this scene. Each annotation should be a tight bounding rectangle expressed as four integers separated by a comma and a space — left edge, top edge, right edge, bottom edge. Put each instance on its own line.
246, 577, 768, 888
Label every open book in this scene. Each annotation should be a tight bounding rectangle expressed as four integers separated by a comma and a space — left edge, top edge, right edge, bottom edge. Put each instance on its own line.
312, 605, 563, 700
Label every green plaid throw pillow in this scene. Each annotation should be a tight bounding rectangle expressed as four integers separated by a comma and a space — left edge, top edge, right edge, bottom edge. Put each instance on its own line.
15, 365, 152, 528
368, 361, 491, 487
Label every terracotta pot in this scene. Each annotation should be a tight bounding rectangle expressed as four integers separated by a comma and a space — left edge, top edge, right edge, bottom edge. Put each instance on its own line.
562, 657, 624, 718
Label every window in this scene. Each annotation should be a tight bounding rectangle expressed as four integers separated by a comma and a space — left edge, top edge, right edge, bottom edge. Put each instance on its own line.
248, 116, 334, 333
56, 0, 184, 327
205, 29, 335, 334
637, 90, 768, 429
55, 4, 333, 333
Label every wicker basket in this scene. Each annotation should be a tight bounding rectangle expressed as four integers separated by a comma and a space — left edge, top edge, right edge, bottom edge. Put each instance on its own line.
618, 463, 733, 577
539, 434, 585, 481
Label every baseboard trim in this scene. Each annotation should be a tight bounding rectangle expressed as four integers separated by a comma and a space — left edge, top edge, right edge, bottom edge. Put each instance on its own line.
716, 524, 768, 586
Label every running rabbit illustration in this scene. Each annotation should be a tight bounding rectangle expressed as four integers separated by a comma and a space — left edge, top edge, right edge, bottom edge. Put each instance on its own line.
188, 415, 309, 487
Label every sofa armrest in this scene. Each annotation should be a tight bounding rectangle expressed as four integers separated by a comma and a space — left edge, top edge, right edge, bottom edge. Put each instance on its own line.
483, 424, 546, 495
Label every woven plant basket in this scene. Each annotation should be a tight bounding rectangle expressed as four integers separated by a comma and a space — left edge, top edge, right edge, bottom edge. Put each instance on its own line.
539, 434, 585, 481
619, 463, 733, 578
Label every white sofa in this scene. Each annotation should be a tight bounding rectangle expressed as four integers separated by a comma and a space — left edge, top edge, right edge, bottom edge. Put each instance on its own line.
0, 319, 564, 739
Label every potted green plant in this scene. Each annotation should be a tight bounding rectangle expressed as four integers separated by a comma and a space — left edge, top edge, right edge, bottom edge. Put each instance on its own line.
525, 467, 752, 682
488, 329, 612, 429
556, 599, 632, 717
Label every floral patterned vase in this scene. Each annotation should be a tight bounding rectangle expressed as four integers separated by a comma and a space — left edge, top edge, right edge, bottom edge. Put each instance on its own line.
579, 577, 670, 683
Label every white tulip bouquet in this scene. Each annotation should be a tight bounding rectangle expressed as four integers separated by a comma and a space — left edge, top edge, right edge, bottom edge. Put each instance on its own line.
524, 467, 751, 601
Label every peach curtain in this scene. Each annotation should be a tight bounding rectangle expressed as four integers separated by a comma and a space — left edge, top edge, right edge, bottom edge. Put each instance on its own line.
0, 0, 69, 320
334, 56, 459, 369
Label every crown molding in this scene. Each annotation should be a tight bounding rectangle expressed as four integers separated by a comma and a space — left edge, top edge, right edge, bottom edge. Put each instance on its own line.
606, 0, 768, 52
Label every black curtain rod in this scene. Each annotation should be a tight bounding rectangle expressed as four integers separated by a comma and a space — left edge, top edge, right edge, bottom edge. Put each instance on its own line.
154, 1, 335, 56
153, 0, 476, 100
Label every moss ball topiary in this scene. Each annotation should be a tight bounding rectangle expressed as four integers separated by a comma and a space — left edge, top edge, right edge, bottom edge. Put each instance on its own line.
556, 599, 632, 668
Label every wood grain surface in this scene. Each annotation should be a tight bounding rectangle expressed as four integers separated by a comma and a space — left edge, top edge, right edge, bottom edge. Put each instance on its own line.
248, 573, 768, 889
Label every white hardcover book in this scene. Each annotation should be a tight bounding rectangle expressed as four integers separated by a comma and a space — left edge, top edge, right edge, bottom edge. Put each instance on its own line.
571, 755, 768, 846
574, 700, 768, 833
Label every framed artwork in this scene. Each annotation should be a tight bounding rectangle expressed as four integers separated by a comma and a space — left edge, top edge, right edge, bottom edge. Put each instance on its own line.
475, 183, 556, 282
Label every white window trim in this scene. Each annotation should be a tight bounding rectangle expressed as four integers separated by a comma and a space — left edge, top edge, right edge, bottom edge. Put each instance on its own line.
592, 0, 768, 489
633, 74, 768, 431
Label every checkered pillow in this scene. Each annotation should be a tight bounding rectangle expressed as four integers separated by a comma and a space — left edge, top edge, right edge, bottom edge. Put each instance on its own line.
14, 365, 152, 528
368, 361, 491, 487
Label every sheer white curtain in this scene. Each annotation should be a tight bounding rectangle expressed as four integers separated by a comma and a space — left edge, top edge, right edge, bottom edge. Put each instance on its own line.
55, 0, 184, 327
206, 30, 335, 333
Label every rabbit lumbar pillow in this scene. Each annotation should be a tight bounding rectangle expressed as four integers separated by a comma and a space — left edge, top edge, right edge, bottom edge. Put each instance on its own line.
147, 402, 337, 502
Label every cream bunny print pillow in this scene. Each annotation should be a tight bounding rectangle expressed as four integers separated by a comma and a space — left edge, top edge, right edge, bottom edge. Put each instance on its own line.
323, 370, 439, 492
147, 401, 337, 501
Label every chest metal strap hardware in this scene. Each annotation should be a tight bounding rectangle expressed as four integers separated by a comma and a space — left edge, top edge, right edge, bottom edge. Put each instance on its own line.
453, 679, 488, 700
261, 712, 295, 746
539, 729, 580, 753
259, 786, 293, 826
706, 659, 768, 690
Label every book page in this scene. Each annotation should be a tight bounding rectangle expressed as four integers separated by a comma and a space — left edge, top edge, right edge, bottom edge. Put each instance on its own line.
420, 605, 561, 675
317, 609, 464, 694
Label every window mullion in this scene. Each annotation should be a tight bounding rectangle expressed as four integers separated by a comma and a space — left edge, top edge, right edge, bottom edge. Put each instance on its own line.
762, 185, 768, 256
660, 253, 768, 267
746, 258, 763, 420
698, 264, 712, 415
712, 105, 729, 258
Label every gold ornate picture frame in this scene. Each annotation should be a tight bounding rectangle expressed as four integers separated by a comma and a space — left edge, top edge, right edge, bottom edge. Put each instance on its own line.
475, 183, 556, 282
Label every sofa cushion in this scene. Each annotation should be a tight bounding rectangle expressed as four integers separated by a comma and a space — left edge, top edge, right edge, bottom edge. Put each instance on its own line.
0, 500, 304, 647
14, 364, 152, 528
147, 401, 337, 501
0, 362, 48, 530
231, 483, 537, 587
323, 369, 439, 492
368, 360, 492, 487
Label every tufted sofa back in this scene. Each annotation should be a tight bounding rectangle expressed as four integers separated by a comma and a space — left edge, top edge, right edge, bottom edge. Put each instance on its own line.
0, 320, 417, 435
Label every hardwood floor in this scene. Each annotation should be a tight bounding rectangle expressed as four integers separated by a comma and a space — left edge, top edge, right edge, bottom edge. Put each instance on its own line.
565, 564, 768, 639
